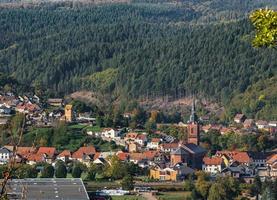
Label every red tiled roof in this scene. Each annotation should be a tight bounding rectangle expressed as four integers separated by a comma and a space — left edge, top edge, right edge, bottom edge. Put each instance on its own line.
232, 152, 251, 163
37, 147, 57, 158
27, 153, 44, 162
160, 143, 179, 149
144, 151, 158, 160
117, 152, 130, 161
267, 154, 277, 165
203, 157, 223, 165
17, 147, 37, 158
57, 150, 71, 158
72, 146, 96, 159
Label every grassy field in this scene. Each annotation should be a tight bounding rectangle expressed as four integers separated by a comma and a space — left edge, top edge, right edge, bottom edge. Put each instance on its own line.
85, 181, 121, 191
111, 196, 145, 200
85, 125, 102, 132
156, 192, 191, 200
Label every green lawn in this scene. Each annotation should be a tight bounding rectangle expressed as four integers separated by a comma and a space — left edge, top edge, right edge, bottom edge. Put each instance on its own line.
111, 196, 145, 200
85, 125, 102, 132
157, 192, 191, 200
68, 124, 88, 129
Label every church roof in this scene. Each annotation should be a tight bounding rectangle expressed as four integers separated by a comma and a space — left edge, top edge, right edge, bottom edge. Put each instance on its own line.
183, 143, 206, 154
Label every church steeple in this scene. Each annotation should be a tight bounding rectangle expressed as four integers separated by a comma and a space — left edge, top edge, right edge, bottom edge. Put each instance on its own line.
187, 98, 200, 145
189, 98, 198, 123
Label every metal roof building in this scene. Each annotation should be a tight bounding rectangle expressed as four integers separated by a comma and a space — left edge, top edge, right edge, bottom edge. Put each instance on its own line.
5, 178, 89, 200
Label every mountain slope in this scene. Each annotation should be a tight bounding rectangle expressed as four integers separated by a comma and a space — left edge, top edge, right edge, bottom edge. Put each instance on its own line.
0, 3, 276, 111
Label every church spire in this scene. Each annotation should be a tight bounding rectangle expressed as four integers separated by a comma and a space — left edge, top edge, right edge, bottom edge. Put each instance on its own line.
189, 98, 198, 123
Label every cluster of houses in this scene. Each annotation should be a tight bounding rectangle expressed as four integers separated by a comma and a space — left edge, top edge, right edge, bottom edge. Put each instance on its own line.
202, 150, 277, 182
0, 94, 276, 183
0, 92, 96, 127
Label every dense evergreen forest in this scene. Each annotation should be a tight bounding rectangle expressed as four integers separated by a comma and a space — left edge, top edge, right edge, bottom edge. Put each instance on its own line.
0, 1, 276, 119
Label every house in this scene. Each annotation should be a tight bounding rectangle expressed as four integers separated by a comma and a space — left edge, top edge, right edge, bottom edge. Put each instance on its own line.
0, 147, 12, 164
243, 119, 255, 128
0, 104, 11, 115
220, 127, 231, 135
48, 98, 63, 107
26, 153, 46, 165
16, 102, 40, 114
129, 151, 158, 164
234, 114, 246, 123
116, 151, 129, 161
202, 157, 224, 174
101, 128, 120, 139
128, 142, 138, 153
266, 154, 277, 177
159, 143, 179, 153
202, 124, 211, 133
37, 147, 57, 164
124, 132, 138, 142
93, 157, 108, 166
147, 138, 161, 149
72, 146, 96, 166
256, 120, 268, 129
268, 121, 277, 127
221, 166, 245, 178
248, 152, 268, 168
135, 134, 147, 146
56, 150, 72, 163
215, 151, 252, 167
150, 163, 194, 181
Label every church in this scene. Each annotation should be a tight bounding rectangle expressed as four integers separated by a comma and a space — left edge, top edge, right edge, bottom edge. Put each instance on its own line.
170, 99, 206, 169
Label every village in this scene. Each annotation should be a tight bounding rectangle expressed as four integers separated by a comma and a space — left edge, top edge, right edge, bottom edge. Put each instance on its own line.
0, 92, 276, 199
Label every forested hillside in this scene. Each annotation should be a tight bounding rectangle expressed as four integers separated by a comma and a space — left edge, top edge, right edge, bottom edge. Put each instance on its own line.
0, 2, 276, 119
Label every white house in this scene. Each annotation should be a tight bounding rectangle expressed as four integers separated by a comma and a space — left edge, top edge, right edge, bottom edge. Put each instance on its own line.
202, 157, 224, 174
268, 121, 277, 127
101, 128, 120, 139
0, 147, 12, 164
147, 138, 161, 149
256, 120, 268, 129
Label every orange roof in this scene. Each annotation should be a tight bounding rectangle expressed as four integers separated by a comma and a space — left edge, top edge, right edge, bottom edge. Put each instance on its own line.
27, 153, 44, 162
117, 152, 130, 161
203, 157, 223, 165
161, 143, 179, 149
72, 146, 96, 159
232, 152, 251, 163
37, 147, 57, 158
17, 147, 37, 158
144, 151, 158, 160
57, 150, 71, 158
267, 154, 277, 165
93, 152, 101, 160
151, 138, 160, 143
125, 132, 138, 139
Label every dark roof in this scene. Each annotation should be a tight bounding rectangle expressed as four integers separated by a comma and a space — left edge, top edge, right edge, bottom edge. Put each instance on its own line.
6, 178, 89, 200
183, 143, 206, 154
248, 152, 269, 160
0, 147, 11, 154
171, 147, 189, 155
